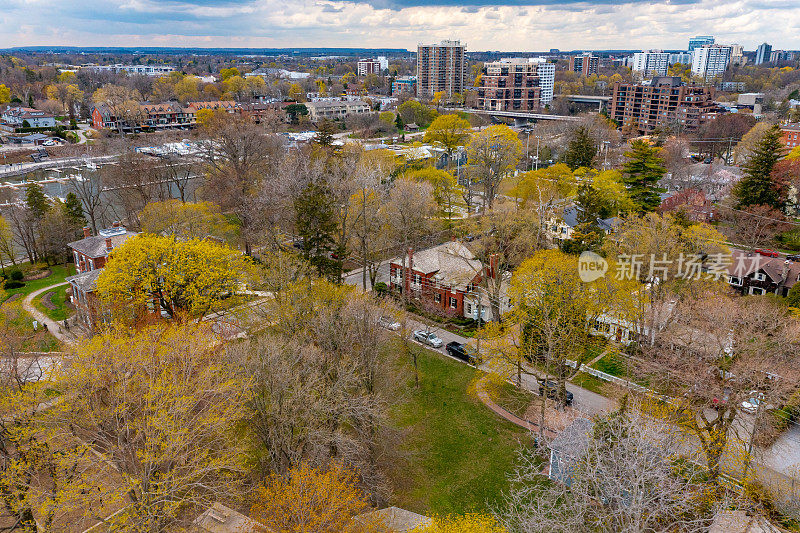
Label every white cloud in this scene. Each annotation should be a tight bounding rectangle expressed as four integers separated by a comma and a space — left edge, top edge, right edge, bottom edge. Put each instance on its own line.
0, 0, 799, 50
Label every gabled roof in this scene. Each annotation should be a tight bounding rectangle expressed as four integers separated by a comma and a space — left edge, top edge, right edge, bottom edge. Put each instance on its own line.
392, 241, 482, 290
68, 227, 137, 258
66, 268, 103, 293
728, 250, 800, 289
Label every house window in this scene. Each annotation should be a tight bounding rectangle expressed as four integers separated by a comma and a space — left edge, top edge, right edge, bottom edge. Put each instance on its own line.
752, 272, 766, 282
729, 276, 742, 286
413, 274, 421, 285
466, 303, 472, 315
750, 287, 766, 295
434, 293, 442, 303
450, 297, 457, 309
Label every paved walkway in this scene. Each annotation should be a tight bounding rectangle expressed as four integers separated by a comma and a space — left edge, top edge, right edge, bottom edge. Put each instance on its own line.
22, 281, 77, 345
475, 374, 557, 437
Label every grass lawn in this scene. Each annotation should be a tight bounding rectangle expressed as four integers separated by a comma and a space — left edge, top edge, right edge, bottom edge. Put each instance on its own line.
33, 284, 74, 322
388, 344, 534, 516
0, 300, 61, 352
2, 263, 75, 300
487, 378, 537, 421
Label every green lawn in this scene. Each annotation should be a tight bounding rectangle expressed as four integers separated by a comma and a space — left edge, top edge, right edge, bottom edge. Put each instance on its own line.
33, 284, 74, 322
388, 344, 534, 516
2, 263, 75, 300
489, 379, 537, 421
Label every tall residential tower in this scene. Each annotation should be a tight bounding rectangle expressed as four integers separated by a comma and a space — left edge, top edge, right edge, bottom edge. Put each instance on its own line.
416, 40, 468, 98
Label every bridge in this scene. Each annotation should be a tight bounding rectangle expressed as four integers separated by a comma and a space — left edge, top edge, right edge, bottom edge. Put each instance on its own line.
564, 95, 611, 112
442, 107, 581, 125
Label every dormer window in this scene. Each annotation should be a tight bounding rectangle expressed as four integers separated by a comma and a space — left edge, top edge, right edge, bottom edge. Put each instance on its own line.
752, 272, 766, 282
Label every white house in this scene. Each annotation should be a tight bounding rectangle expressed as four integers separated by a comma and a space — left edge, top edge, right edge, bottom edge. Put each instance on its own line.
1, 107, 56, 128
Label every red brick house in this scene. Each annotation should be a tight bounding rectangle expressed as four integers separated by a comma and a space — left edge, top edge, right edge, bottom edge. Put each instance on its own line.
66, 223, 137, 332
780, 123, 800, 150
658, 188, 715, 222
390, 242, 485, 317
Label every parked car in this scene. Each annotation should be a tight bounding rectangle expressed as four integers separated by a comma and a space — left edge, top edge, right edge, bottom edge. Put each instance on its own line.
741, 391, 773, 414
378, 316, 401, 331
412, 329, 443, 348
445, 341, 479, 365
755, 248, 779, 258
787, 254, 800, 262
538, 380, 574, 406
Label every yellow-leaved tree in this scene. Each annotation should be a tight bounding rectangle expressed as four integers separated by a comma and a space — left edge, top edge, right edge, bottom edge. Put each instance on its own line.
140, 200, 236, 242
251, 462, 369, 533
467, 124, 522, 210
95, 234, 252, 322
56, 324, 250, 531
413, 514, 507, 533
423, 114, 471, 159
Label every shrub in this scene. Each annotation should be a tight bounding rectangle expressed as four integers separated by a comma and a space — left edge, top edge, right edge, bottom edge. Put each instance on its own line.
9, 270, 24, 281
373, 282, 387, 296
5, 280, 25, 289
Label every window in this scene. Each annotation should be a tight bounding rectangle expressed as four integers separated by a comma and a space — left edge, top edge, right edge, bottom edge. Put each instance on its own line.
434, 293, 442, 303
466, 303, 472, 315
729, 276, 742, 286
753, 272, 766, 282
449, 297, 457, 309
750, 287, 766, 296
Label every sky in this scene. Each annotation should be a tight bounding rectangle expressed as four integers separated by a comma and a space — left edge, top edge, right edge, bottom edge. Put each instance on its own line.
1, 0, 800, 52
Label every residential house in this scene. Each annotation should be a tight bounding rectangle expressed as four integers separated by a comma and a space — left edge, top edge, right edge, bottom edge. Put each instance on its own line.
1, 107, 57, 129
390, 241, 490, 319
65, 223, 137, 332
352, 507, 433, 532
780, 123, 800, 150
91, 102, 195, 132
304, 98, 370, 121
727, 250, 800, 297
546, 205, 620, 243
658, 188, 715, 222
193, 502, 268, 533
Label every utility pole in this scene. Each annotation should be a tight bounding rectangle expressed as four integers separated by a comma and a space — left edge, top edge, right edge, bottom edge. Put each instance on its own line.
535, 136, 540, 171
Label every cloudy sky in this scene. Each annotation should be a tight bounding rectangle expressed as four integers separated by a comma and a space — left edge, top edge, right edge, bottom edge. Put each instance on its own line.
1, 0, 799, 52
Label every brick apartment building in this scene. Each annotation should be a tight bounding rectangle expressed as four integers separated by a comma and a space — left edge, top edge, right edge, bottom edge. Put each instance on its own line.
568, 54, 599, 76
392, 76, 417, 96
66, 223, 137, 332
357, 57, 388, 76
609, 76, 718, 134
781, 123, 800, 150
476, 57, 555, 112
416, 40, 468, 98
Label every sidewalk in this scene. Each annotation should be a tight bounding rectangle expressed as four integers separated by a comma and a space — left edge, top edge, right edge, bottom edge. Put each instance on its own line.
22, 282, 77, 345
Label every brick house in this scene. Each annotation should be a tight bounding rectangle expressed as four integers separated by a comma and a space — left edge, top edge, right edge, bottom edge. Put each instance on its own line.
65, 223, 137, 332
780, 123, 800, 150
728, 250, 800, 296
658, 188, 715, 222
390, 241, 495, 319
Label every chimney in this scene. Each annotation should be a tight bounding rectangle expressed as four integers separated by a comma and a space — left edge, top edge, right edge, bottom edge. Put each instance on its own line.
112, 221, 120, 228
405, 248, 413, 294
783, 260, 790, 281
105, 237, 113, 253
489, 253, 498, 280
83, 226, 91, 238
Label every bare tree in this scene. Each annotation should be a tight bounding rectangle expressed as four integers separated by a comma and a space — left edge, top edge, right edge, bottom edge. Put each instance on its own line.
498, 406, 720, 533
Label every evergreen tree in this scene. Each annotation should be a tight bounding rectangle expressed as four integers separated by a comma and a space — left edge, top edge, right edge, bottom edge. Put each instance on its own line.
293, 180, 339, 280
24, 183, 50, 220
621, 140, 666, 213
62, 192, 85, 224
315, 119, 336, 146
394, 113, 404, 131
575, 183, 610, 223
734, 125, 784, 208
561, 127, 597, 170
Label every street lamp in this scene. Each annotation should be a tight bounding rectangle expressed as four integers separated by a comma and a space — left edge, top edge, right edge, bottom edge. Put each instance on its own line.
602, 140, 610, 170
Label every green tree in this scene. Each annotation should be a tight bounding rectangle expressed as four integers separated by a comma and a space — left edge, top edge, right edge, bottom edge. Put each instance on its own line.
294, 180, 339, 280
285, 103, 308, 124
562, 126, 597, 170
423, 114, 471, 161
397, 100, 437, 128
394, 113, 404, 131
622, 140, 666, 213
24, 183, 50, 220
62, 191, 85, 224
315, 118, 336, 146
734, 125, 784, 209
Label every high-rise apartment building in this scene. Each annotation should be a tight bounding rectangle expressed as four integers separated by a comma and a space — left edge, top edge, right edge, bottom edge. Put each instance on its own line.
416, 40, 468, 98
568, 53, 599, 76
668, 52, 692, 65
631, 50, 670, 76
691, 44, 732, 80
609, 76, 717, 134
476, 57, 555, 111
688, 35, 714, 52
729, 44, 745, 66
755, 43, 773, 65
357, 56, 389, 76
